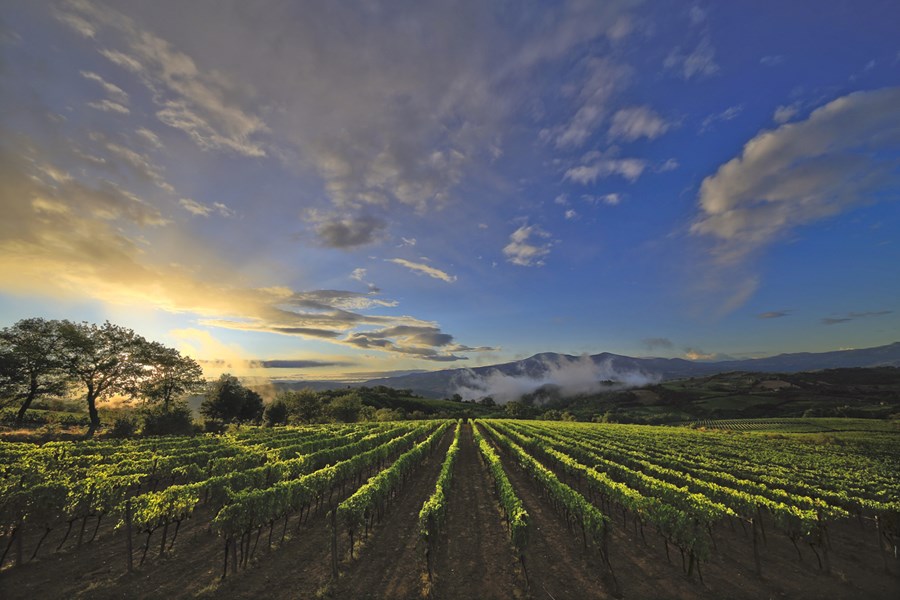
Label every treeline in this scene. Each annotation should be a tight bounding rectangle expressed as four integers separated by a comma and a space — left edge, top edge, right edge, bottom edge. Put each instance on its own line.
0, 318, 204, 436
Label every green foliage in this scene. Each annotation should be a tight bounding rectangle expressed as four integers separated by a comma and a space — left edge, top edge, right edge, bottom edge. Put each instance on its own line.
141, 403, 195, 436
472, 422, 528, 551
418, 421, 461, 544
201, 374, 264, 424
325, 392, 363, 423
264, 398, 289, 426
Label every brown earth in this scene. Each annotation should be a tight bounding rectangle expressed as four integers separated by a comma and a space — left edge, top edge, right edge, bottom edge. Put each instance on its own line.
429, 424, 527, 600
1, 423, 898, 600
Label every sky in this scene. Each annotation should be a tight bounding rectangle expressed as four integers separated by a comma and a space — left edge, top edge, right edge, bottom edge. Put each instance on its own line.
1, 0, 898, 382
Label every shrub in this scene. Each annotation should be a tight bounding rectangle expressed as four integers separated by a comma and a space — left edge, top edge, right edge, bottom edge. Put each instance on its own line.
109, 415, 138, 438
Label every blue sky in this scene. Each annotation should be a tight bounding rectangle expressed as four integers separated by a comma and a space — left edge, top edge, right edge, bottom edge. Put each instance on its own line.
1, 0, 898, 381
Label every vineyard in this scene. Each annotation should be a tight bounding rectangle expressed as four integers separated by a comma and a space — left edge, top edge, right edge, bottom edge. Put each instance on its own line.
1, 419, 898, 599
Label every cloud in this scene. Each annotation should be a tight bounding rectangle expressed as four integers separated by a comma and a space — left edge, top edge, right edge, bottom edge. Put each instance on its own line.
773, 103, 800, 124
350, 268, 367, 282
700, 104, 743, 132
256, 359, 356, 369
387, 258, 457, 283
689, 6, 707, 25
760, 55, 784, 67
136, 127, 163, 149
80, 70, 129, 103
179, 198, 234, 217
564, 153, 646, 184
61, 1, 268, 157
583, 193, 622, 205
503, 224, 552, 267
656, 158, 679, 172
664, 37, 719, 79
692, 87, 900, 263
88, 99, 130, 114
758, 310, 790, 319
343, 324, 493, 361
821, 310, 892, 325
550, 58, 632, 149
311, 214, 386, 248
642, 337, 674, 351
564, 209, 578, 220
0, 141, 474, 363
452, 354, 660, 403
608, 106, 671, 141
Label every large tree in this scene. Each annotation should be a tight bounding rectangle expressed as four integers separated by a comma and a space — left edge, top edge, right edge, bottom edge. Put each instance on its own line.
136, 342, 205, 411
57, 320, 148, 435
201, 374, 263, 423
0, 318, 70, 423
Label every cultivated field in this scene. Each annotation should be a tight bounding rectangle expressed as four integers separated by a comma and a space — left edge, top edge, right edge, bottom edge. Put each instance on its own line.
0, 419, 898, 599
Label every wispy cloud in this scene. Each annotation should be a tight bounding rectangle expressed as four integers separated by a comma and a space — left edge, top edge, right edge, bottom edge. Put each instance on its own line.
87, 99, 130, 114
564, 152, 646, 184
608, 106, 672, 141
80, 70, 129, 103
387, 258, 457, 283
179, 198, 234, 217
664, 37, 719, 80
822, 310, 892, 325
642, 337, 674, 351
700, 104, 743, 133
758, 310, 790, 319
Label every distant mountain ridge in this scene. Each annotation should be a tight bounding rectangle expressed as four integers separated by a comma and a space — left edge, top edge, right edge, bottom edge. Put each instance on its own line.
357, 342, 900, 398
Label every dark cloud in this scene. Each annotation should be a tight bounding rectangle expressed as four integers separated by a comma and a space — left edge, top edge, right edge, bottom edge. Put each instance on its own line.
758, 310, 790, 319
314, 215, 386, 248
642, 337, 674, 351
256, 359, 356, 369
822, 310, 892, 325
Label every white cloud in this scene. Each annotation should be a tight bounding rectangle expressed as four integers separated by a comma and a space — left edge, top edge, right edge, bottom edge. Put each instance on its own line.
136, 127, 163, 149
692, 87, 900, 263
656, 158, 679, 172
80, 70, 129, 103
87, 99, 129, 114
773, 103, 800, 124
551, 58, 632, 149
608, 106, 671, 141
700, 104, 743, 132
760, 55, 784, 67
565, 155, 646, 184
553, 194, 569, 206
62, 2, 269, 158
179, 198, 234, 217
350, 268, 367, 282
503, 224, 552, 267
664, 37, 719, 80
387, 258, 457, 283
564, 209, 578, 220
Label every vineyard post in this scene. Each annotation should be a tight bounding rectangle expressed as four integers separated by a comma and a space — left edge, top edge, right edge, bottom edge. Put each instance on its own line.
125, 500, 133, 574
15, 521, 23, 567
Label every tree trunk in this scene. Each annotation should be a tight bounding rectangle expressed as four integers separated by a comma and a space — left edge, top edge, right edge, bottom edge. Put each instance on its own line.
15, 381, 38, 423
86, 391, 101, 435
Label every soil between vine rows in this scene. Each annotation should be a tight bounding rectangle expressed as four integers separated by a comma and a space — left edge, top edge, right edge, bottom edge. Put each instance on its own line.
0, 423, 898, 599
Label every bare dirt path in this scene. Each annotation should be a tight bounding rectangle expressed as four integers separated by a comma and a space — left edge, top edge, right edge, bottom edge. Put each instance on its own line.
485, 426, 617, 600
430, 424, 527, 600
332, 427, 453, 599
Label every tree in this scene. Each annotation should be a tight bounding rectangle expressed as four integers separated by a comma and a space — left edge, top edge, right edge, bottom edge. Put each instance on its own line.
0, 318, 70, 423
136, 342, 205, 411
201, 374, 263, 423
283, 388, 322, 423
326, 392, 363, 423
264, 399, 289, 426
57, 320, 147, 435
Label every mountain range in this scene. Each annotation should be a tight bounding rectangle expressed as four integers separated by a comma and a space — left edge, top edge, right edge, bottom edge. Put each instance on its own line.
351, 342, 900, 399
